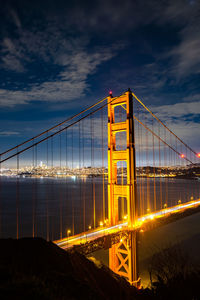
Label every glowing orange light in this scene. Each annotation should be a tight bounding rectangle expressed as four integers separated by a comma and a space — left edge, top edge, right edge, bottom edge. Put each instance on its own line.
180, 154, 185, 158
197, 153, 200, 158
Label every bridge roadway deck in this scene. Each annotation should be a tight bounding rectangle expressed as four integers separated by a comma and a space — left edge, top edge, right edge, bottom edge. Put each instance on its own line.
55, 198, 200, 253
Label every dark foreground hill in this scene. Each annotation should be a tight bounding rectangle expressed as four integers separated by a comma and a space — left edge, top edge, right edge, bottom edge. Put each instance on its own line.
0, 238, 149, 300
0, 238, 200, 300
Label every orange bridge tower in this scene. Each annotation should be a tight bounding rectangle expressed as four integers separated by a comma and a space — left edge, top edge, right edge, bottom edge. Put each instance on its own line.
107, 89, 140, 286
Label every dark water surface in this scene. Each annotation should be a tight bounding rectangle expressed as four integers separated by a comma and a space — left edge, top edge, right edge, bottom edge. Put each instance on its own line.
0, 177, 199, 240
0, 176, 199, 285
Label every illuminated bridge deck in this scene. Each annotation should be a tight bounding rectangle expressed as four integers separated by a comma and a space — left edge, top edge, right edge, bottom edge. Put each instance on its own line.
55, 198, 200, 253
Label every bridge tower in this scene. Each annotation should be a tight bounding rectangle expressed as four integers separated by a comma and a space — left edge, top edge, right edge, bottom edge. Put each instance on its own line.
107, 89, 140, 286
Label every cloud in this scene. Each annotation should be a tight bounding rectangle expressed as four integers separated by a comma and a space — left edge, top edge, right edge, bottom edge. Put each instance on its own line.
9, 9, 21, 29
0, 47, 118, 107
0, 0, 199, 108
158, 0, 200, 79
183, 93, 200, 102
0, 131, 19, 136
0, 22, 121, 107
152, 101, 200, 118
150, 101, 200, 149
169, 32, 200, 77
1, 38, 26, 72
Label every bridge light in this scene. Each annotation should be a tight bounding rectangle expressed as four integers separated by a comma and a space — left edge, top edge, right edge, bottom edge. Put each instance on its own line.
180, 154, 185, 158
88, 225, 91, 230
178, 199, 181, 204
109, 90, 113, 96
123, 215, 127, 220
67, 229, 71, 238
100, 221, 103, 227
197, 153, 200, 158
164, 203, 167, 209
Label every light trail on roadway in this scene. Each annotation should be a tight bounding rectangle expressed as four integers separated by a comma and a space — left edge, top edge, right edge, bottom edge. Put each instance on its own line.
55, 198, 200, 250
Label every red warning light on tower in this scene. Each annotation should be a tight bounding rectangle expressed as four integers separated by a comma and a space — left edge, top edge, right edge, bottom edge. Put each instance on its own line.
180, 154, 185, 158
109, 90, 113, 96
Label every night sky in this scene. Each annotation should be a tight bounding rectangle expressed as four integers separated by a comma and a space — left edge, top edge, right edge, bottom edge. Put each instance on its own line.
0, 0, 200, 152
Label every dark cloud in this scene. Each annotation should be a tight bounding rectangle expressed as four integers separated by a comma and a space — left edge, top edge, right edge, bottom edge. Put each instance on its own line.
0, 0, 199, 149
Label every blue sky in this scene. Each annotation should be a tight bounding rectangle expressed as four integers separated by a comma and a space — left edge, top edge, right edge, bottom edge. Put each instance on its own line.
0, 0, 200, 153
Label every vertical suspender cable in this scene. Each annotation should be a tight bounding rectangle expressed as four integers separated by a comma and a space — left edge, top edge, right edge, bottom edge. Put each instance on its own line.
32, 140, 35, 238
145, 114, 150, 212
82, 120, 86, 232
16, 148, 19, 239
101, 108, 105, 222
59, 130, 63, 239
91, 114, 96, 228
159, 123, 162, 210
65, 128, 68, 236
78, 121, 82, 233
152, 117, 156, 212
137, 105, 142, 216
72, 127, 74, 235
46, 133, 49, 241
164, 128, 168, 209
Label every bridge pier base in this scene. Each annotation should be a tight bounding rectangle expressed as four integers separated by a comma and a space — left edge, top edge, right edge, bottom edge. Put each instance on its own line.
109, 231, 140, 287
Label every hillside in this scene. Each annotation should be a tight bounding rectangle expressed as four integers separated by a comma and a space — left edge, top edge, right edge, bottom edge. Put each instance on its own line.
0, 238, 149, 300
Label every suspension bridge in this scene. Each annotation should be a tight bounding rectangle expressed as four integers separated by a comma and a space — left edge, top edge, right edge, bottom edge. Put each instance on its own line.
0, 89, 199, 286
